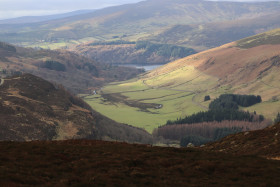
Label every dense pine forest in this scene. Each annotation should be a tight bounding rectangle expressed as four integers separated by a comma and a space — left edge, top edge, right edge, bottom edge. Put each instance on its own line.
157, 94, 267, 146
166, 94, 263, 125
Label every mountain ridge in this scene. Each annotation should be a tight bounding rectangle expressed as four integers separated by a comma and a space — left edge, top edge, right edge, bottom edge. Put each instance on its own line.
0, 10, 96, 24
1, 0, 280, 48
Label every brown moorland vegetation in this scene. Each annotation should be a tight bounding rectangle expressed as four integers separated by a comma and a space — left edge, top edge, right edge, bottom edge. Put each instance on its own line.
205, 122, 280, 160
1, 139, 280, 186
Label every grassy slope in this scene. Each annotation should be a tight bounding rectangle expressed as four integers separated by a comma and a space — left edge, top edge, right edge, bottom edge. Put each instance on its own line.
84, 29, 280, 132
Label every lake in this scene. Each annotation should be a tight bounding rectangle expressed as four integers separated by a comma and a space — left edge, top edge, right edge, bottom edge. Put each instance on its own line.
117, 64, 164, 71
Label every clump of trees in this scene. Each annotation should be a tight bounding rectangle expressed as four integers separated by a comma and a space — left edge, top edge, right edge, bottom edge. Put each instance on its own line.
42, 61, 66, 72
209, 94, 262, 110
167, 94, 263, 125
135, 41, 196, 58
204, 95, 211, 101
154, 120, 270, 147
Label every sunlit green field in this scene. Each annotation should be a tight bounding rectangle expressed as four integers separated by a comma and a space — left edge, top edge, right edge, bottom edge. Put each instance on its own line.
84, 59, 280, 133
84, 65, 218, 133
85, 90, 203, 133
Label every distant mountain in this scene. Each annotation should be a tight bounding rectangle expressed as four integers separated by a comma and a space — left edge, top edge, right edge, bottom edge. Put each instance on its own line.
0, 10, 96, 24
0, 41, 142, 94
0, 0, 280, 47
0, 74, 153, 143
146, 12, 280, 51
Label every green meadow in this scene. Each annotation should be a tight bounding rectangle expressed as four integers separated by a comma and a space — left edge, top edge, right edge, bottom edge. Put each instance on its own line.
84, 65, 218, 133
84, 61, 280, 133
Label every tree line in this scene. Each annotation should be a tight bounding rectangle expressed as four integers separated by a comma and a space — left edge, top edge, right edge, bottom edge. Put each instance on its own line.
135, 41, 196, 58
209, 94, 262, 110
154, 120, 270, 147
88, 40, 196, 59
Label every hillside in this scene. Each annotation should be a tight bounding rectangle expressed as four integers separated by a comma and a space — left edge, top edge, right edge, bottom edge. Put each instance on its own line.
205, 122, 280, 160
0, 41, 142, 94
1, 140, 280, 186
72, 41, 196, 64
0, 74, 153, 143
0, 0, 280, 49
84, 28, 280, 132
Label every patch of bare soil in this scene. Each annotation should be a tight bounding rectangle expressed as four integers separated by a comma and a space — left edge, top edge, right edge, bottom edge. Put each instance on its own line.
101, 92, 161, 112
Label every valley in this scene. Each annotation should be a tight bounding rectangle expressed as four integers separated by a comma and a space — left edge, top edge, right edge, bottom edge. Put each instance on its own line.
84, 29, 280, 133
0, 74, 153, 143
84, 66, 214, 133
2, 0, 280, 185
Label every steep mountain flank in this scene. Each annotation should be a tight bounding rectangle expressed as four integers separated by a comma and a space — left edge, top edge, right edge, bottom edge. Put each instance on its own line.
0, 74, 152, 143
144, 29, 280, 118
